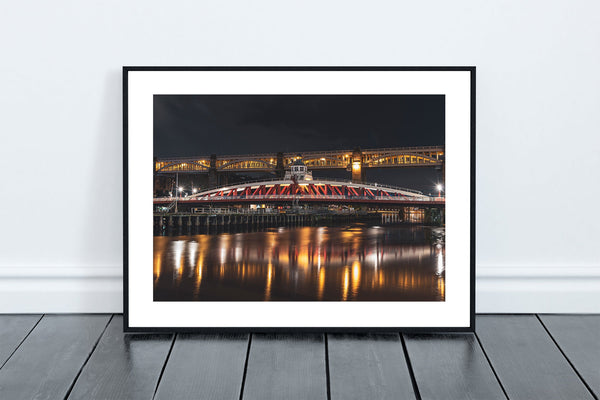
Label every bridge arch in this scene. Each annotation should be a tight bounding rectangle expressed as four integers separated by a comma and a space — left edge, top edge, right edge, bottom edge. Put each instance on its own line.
218, 159, 275, 170
367, 153, 440, 166
302, 157, 347, 167
156, 161, 210, 172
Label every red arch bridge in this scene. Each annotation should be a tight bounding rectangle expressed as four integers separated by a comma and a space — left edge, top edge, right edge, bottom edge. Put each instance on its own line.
153, 179, 445, 208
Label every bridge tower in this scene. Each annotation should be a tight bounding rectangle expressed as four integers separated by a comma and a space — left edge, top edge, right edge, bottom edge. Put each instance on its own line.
276, 152, 285, 178
209, 154, 218, 187
351, 148, 365, 183
435, 153, 445, 195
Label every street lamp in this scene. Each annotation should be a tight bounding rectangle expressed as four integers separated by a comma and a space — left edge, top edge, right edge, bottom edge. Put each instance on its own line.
193, 188, 197, 194
178, 186, 183, 198
436, 184, 443, 198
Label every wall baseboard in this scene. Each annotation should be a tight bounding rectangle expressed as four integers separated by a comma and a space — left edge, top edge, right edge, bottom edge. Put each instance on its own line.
476, 266, 600, 313
1, 266, 598, 314
0, 267, 123, 313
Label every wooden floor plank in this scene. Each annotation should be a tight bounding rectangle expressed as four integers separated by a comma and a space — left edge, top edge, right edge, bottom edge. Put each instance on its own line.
328, 333, 416, 400
0, 314, 41, 368
66, 315, 173, 400
154, 333, 249, 400
538, 314, 600, 398
242, 333, 327, 400
476, 315, 594, 400
0, 314, 110, 400
403, 333, 506, 400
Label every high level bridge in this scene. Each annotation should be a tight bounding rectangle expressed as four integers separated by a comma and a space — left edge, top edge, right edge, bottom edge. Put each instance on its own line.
155, 146, 444, 183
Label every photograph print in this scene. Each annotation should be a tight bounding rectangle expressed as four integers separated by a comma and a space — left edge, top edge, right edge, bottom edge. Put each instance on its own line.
152, 95, 446, 302
124, 68, 474, 330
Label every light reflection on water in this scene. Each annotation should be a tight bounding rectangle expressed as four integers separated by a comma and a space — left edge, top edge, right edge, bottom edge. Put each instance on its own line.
153, 224, 445, 301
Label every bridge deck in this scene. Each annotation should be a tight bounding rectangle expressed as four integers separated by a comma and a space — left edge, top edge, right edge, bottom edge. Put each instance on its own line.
155, 145, 444, 173
0, 314, 597, 399
154, 197, 445, 206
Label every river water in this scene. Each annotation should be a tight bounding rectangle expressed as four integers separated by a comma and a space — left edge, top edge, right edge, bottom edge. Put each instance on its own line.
153, 224, 445, 302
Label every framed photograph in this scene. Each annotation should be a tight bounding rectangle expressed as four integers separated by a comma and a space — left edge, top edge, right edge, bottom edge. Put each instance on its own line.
123, 67, 475, 332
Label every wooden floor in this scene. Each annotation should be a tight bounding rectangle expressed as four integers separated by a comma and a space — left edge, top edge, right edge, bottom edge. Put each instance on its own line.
0, 315, 597, 400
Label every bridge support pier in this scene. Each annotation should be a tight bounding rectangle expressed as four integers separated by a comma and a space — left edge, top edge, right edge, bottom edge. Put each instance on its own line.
208, 154, 218, 188
276, 152, 285, 178
351, 148, 365, 183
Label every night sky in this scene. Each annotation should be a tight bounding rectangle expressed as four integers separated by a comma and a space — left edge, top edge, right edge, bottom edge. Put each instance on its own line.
154, 95, 445, 193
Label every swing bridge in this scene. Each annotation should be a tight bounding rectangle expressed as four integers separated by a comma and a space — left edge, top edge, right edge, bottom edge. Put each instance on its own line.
153, 177, 444, 208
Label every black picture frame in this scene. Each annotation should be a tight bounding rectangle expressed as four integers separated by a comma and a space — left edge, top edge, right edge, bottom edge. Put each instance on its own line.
123, 66, 475, 333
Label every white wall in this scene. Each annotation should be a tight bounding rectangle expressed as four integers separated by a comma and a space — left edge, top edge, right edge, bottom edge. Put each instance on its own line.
1, 0, 598, 313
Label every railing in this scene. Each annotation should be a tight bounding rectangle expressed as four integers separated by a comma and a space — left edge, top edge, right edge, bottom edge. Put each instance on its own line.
168, 207, 279, 214
154, 207, 368, 215
155, 195, 445, 202
361, 145, 444, 154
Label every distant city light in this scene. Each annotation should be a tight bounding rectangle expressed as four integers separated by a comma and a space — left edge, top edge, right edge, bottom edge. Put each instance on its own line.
178, 187, 183, 192
193, 188, 197, 193
436, 184, 443, 191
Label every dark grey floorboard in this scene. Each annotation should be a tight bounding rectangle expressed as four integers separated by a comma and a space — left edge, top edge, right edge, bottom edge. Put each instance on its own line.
0, 314, 110, 400
476, 315, 594, 400
328, 333, 416, 400
66, 315, 173, 400
0, 314, 41, 368
242, 333, 327, 400
538, 314, 600, 398
404, 333, 506, 400
154, 333, 249, 400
